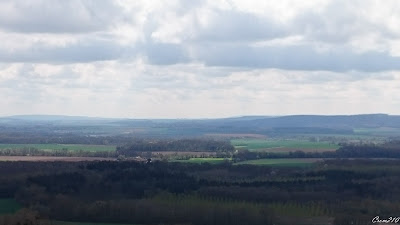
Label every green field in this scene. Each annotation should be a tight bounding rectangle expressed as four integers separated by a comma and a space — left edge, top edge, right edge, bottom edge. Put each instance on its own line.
172, 158, 229, 164
234, 158, 321, 167
353, 127, 400, 136
231, 139, 339, 152
0, 144, 116, 152
0, 199, 21, 215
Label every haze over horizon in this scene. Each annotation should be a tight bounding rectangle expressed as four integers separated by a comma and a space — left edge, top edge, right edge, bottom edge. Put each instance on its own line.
1, 0, 400, 118
0, 113, 397, 120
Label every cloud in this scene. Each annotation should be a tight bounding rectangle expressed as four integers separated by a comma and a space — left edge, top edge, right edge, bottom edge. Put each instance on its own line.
191, 44, 400, 72
142, 42, 190, 65
0, 38, 125, 63
192, 9, 287, 42
0, 1, 400, 117
0, 0, 121, 33
1, 61, 400, 118
0, 0, 399, 71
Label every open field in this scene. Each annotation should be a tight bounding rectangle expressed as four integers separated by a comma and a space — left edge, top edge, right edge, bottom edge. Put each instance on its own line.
0, 199, 21, 215
151, 151, 216, 156
204, 133, 267, 138
353, 127, 400, 136
234, 158, 323, 167
0, 156, 115, 162
171, 158, 229, 164
231, 139, 339, 152
0, 144, 116, 152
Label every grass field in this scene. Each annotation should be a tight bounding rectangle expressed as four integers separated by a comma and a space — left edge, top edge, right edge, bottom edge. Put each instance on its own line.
172, 158, 229, 164
234, 158, 322, 167
0, 199, 21, 215
231, 139, 339, 152
0, 156, 115, 162
353, 127, 400, 136
0, 144, 116, 152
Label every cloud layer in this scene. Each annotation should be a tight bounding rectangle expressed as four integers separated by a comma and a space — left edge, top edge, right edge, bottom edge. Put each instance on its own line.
0, 0, 399, 117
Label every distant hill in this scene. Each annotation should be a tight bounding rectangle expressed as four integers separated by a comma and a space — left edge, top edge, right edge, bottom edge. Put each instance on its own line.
2, 113, 400, 128
227, 114, 400, 128
1, 114, 400, 136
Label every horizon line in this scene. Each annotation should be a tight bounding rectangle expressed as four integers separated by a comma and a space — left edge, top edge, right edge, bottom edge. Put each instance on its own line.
0, 113, 394, 120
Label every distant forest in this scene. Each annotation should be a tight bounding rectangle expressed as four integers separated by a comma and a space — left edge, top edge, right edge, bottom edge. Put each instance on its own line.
235, 141, 400, 161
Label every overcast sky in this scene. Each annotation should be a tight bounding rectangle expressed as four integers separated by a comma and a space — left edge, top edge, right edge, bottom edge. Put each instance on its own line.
0, 0, 400, 118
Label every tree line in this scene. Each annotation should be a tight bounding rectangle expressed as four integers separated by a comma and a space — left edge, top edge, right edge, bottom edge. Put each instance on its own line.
234, 142, 400, 161
0, 132, 133, 145
116, 138, 234, 156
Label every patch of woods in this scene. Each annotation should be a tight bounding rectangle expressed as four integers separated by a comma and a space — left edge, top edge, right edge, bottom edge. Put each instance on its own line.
0, 160, 399, 225
116, 139, 234, 155
234, 140, 400, 161
0, 138, 234, 158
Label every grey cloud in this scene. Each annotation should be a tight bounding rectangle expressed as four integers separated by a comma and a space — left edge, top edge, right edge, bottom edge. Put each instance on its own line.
2, 33, 399, 72
143, 42, 190, 65
0, 0, 121, 33
0, 37, 189, 64
193, 10, 287, 42
292, 0, 400, 43
1, 0, 399, 73
191, 44, 400, 72
136, 2, 400, 71
292, 2, 361, 43
0, 39, 124, 63
127, 41, 400, 72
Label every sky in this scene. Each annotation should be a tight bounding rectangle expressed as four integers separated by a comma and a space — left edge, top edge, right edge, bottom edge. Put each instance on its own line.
0, 0, 400, 118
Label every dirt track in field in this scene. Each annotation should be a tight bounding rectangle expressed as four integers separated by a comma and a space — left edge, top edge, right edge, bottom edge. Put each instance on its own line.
0, 156, 116, 162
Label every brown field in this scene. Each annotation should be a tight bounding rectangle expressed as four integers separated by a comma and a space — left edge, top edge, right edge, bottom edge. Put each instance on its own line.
0, 156, 116, 162
204, 133, 267, 138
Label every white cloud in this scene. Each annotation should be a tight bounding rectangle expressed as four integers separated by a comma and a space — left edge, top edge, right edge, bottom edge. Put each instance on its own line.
0, 0, 400, 117
1, 60, 400, 117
